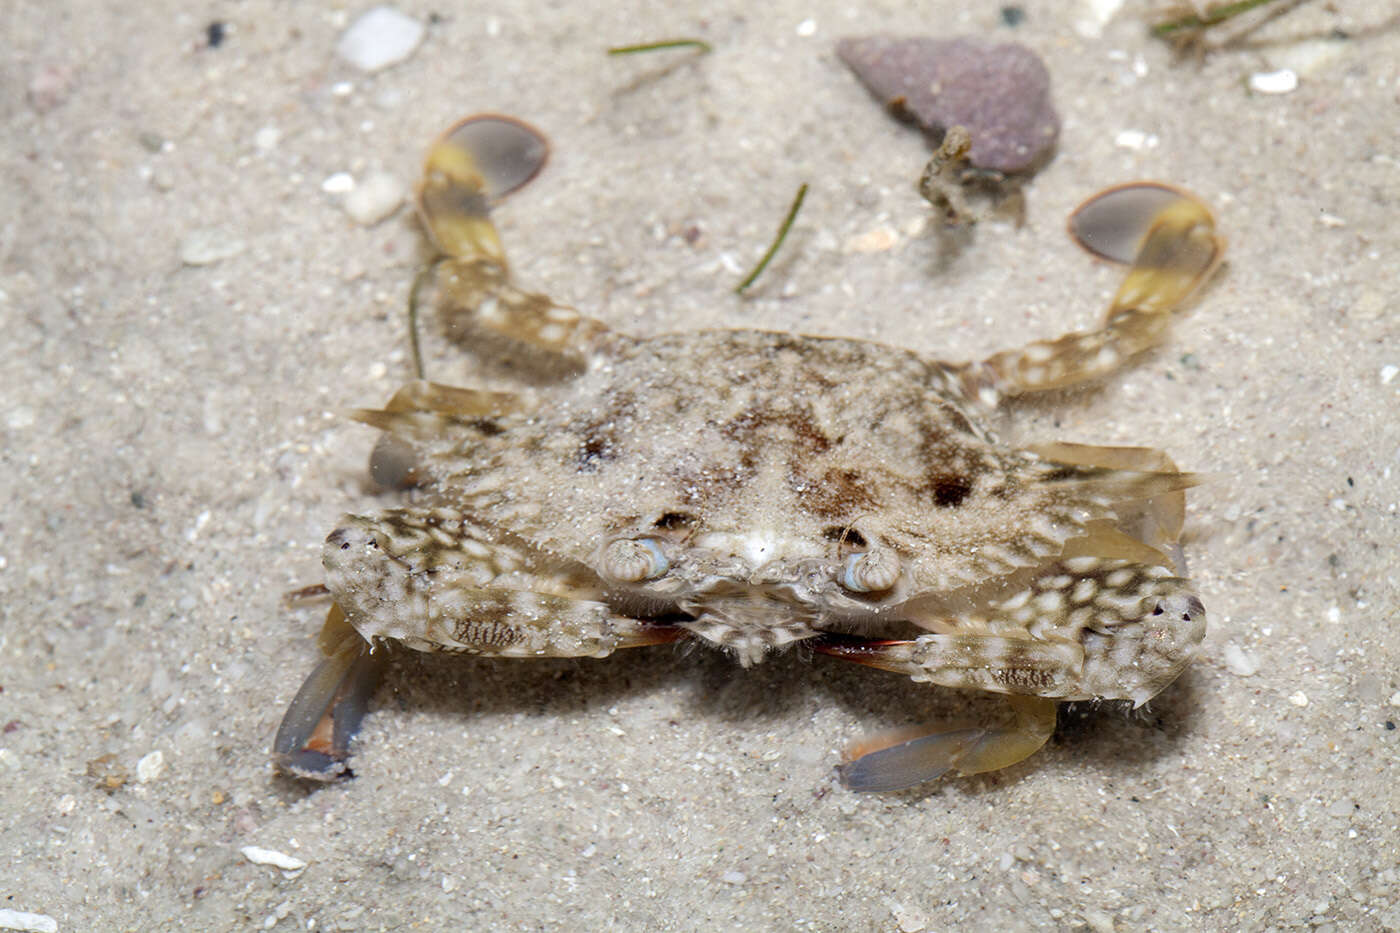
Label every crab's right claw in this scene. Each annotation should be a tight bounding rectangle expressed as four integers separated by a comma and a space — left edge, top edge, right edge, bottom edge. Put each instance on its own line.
273, 604, 387, 781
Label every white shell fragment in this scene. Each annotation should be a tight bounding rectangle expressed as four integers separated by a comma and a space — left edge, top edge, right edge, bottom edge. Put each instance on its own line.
241, 845, 308, 872
136, 749, 165, 782
336, 6, 425, 73
179, 228, 247, 266
1249, 69, 1298, 95
1222, 642, 1259, 677
321, 172, 355, 194
0, 909, 59, 933
343, 171, 405, 226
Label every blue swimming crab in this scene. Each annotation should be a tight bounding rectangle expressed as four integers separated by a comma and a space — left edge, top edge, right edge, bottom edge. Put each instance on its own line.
274, 116, 1224, 791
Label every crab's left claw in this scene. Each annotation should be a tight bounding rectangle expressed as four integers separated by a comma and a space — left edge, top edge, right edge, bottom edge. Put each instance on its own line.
836, 696, 1057, 793
273, 604, 387, 781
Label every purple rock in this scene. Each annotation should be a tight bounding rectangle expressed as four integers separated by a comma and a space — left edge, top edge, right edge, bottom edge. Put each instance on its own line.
837, 36, 1060, 174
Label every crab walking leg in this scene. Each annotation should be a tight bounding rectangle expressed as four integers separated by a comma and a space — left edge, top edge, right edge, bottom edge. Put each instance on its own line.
1028, 441, 1189, 563
975, 184, 1224, 397
414, 115, 610, 361
351, 381, 532, 490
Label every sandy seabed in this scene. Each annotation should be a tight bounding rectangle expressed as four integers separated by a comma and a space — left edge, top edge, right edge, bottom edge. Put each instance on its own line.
3, 1, 1398, 930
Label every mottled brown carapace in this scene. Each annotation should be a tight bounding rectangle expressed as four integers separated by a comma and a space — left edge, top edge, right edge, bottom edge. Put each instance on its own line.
273, 118, 1223, 792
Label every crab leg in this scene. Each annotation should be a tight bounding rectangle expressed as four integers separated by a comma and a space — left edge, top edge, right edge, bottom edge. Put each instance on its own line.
275, 506, 696, 781
974, 183, 1224, 397
815, 536, 1205, 791
415, 115, 610, 361
274, 598, 686, 782
1027, 441, 1189, 564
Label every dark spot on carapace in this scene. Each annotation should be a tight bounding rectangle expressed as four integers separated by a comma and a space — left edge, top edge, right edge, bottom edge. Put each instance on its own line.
722, 407, 832, 454
929, 472, 972, 507
573, 420, 621, 473
799, 467, 880, 519
653, 511, 694, 530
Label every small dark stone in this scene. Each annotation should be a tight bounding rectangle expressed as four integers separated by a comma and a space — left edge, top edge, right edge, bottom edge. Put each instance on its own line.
206, 21, 227, 48
837, 35, 1060, 174
1000, 6, 1026, 27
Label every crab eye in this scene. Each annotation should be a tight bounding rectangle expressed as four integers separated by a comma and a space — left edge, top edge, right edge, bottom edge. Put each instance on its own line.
601, 537, 670, 583
839, 549, 901, 594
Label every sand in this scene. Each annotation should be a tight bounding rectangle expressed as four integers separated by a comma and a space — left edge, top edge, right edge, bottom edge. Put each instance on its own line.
3, 1, 1397, 929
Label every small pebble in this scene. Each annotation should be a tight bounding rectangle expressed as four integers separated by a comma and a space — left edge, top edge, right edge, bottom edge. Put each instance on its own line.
1249, 69, 1298, 95
845, 226, 899, 253
343, 171, 405, 226
179, 229, 246, 266
241, 845, 308, 872
837, 36, 1059, 173
336, 6, 425, 73
1222, 642, 1259, 677
1075, 0, 1126, 38
720, 870, 747, 885
136, 749, 165, 782
1289, 691, 1309, 708
887, 899, 928, 933
1113, 129, 1158, 151
254, 126, 280, 151
27, 64, 74, 114
1379, 364, 1397, 385
7, 406, 35, 430
0, 909, 58, 933
321, 172, 355, 194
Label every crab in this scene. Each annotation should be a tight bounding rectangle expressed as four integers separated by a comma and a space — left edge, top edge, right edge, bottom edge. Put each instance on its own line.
273, 116, 1224, 792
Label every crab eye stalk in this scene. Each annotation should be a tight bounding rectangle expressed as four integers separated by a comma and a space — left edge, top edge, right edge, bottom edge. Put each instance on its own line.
839, 548, 902, 594
601, 537, 670, 583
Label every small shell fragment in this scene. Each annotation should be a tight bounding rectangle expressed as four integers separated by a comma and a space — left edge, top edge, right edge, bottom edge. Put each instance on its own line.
241, 845, 308, 872
0, 909, 59, 933
1222, 642, 1259, 677
343, 171, 405, 226
336, 6, 425, 73
1249, 69, 1298, 95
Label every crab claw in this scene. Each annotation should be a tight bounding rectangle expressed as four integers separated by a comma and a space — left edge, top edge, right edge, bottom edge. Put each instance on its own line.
273, 604, 387, 781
